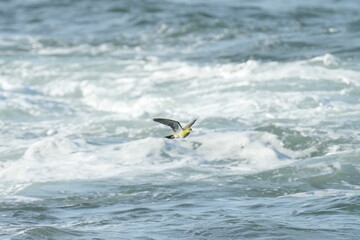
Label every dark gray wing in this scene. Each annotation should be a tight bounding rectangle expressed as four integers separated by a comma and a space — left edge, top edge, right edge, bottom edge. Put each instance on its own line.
153, 118, 182, 132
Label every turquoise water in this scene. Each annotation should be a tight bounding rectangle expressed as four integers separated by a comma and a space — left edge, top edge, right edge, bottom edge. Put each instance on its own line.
1, 0, 360, 239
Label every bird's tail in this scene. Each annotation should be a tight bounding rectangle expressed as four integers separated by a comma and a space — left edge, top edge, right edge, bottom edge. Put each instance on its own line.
165, 134, 175, 139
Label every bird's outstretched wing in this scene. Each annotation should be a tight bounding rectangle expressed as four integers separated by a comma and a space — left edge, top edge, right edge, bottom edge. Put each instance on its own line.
184, 119, 197, 129
153, 118, 182, 132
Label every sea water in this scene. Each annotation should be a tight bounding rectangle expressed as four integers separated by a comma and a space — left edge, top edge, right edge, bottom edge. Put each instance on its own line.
1, 0, 360, 239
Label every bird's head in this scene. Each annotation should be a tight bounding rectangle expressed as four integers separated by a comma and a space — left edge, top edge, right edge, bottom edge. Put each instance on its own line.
183, 128, 192, 134
184, 126, 193, 133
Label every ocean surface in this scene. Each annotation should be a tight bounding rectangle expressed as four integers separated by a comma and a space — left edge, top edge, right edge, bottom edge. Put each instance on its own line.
1, 0, 360, 239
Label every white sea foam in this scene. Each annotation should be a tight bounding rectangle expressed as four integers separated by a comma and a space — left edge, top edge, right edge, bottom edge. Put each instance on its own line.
1, 1, 360, 237
309, 53, 340, 67
285, 189, 358, 198
193, 132, 294, 171
0, 130, 304, 193
1, 54, 359, 195
3, 54, 357, 124
36, 56, 360, 122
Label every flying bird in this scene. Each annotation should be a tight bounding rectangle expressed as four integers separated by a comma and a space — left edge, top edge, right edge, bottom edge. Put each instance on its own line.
153, 118, 197, 139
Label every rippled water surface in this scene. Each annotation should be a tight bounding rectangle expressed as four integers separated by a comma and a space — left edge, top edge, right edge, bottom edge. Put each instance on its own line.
1, 0, 360, 239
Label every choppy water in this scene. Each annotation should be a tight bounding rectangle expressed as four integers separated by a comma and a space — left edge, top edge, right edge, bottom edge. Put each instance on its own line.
1, 0, 360, 239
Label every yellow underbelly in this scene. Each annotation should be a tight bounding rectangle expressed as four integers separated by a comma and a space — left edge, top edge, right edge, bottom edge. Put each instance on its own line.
179, 130, 190, 138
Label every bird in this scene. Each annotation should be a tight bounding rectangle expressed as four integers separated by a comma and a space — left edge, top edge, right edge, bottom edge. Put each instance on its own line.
153, 118, 197, 139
